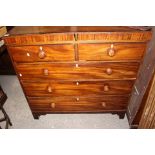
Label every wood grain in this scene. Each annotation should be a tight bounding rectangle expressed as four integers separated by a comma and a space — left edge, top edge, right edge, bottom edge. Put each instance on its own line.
138, 72, 155, 128
16, 62, 139, 80
28, 95, 129, 112
3, 27, 152, 45
8, 26, 149, 35
4, 33, 74, 45
78, 43, 146, 61
4, 26, 152, 120
127, 27, 155, 126
21, 80, 134, 97
77, 32, 152, 42
8, 45, 74, 62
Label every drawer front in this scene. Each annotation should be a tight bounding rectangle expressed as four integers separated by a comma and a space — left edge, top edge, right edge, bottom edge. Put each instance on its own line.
8, 45, 74, 62
16, 62, 139, 80
78, 43, 146, 61
77, 32, 152, 42
4, 33, 74, 46
22, 80, 134, 97
28, 96, 129, 112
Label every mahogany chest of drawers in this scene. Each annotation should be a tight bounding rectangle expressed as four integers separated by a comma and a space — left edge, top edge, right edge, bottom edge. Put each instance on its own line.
3, 26, 152, 119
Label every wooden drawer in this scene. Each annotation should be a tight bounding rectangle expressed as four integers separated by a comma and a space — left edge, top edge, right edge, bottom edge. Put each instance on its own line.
22, 80, 134, 97
8, 44, 74, 62
78, 43, 146, 61
4, 33, 74, 46
77, 31, 152, 42
16, 62, 139, 80
28, 96, 129, 112
3, 26, 152, 119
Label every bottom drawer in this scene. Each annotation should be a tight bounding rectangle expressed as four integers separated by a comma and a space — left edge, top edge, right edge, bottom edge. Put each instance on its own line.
28, 96, 129, 112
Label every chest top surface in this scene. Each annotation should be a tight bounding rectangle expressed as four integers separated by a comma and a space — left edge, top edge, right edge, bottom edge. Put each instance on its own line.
3, 26, 152, 46
7, 26, 151, 35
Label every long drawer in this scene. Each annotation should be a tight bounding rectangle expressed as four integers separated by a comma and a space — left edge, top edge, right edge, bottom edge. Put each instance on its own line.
8, 44, 75, 62
22, 80, 134, 97
78, 43, 146, 61
28, 96, 129, 112
16, 62, 139, 80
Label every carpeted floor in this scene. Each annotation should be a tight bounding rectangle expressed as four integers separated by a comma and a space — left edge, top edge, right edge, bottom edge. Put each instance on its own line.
0, 75, 129, 129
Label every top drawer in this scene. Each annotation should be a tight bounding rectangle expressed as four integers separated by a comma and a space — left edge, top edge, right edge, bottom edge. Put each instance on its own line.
78, 43, 146, 61
8, 44, 74, 62
77, 31, 152, 42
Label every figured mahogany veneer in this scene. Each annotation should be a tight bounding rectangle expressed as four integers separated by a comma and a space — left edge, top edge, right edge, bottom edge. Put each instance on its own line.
16, 62, 139, 80
8, 45, 74, 62
3, 26, 152, 119
21, 80, 134, 97
78, 43, 146, 61
28, 95, 129, 112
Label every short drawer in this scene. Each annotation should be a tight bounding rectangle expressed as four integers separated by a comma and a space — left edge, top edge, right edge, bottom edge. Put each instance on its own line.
8, 44, 74, 62
16, 62, 139, 80
78, 43, 146, 61
28, 96, 129, 112
22, 80, 134, 97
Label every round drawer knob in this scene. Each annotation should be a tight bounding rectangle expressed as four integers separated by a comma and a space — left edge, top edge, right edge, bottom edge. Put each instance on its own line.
47, 86, 52, 93
38, 47, 46, 59
106, 68, 112, 75
38, 50, 46, 59
43, 69, 49, 76
101, 102, 106, 107
51, 103, 55, 108
104, 85, 109, 92
76, 97, 80, 101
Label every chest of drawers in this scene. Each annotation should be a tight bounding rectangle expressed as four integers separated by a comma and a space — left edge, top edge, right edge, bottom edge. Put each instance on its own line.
3, 26, 152, 119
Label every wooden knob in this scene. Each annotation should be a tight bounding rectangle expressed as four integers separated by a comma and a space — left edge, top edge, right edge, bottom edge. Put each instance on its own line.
38, 47, 46, 59
47, 86, 52, 93
107, 48, 115, 57
104, 85, 109, 92
106, 68, 112, 75
50, 103, 55, 108
43, 69, 49, 76
101, 102, 106, 107
76, 97, 80, 101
